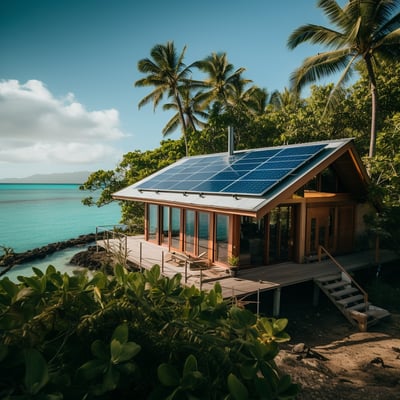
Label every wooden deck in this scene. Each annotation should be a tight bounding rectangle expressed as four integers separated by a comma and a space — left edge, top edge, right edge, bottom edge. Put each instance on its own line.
97, 234, 398, 315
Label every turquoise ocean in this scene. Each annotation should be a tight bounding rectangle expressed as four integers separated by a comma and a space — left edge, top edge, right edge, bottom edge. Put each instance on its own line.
0, 183, 121, 279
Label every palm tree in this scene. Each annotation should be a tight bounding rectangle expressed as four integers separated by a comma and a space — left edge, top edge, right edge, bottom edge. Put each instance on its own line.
162, 82, 208, 137
287, 0, 400, 158
135, 41, 196, 156
195, 52, 249, 111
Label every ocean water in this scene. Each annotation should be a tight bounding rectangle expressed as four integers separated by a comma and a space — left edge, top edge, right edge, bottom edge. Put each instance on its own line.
0, 183, 121, 278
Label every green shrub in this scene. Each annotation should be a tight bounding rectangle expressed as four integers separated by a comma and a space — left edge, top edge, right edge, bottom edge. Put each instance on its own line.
0, 264, 298, 399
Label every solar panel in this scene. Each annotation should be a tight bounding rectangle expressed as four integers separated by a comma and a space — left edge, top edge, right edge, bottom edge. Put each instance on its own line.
134, 143, 326, 196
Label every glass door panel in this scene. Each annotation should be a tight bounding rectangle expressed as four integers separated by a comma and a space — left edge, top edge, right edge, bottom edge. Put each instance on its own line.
171, 207, 181, 250
184, 210, 195, 254
216, 214, 228, 262
198, 212, 209, 256
148, 204, 158, 242
161, 206, 169, 246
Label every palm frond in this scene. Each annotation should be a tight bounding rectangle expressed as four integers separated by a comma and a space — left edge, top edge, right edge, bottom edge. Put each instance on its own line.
374, 12, 400, 39
322, 53, 357, 116
290, 48, 354, 92
317, 0, 345, 26
162, 113, 180, 136
287, 24, 345, 49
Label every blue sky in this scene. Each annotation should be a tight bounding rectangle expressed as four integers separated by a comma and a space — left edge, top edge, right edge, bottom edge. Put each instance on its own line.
0, 0, 340, 179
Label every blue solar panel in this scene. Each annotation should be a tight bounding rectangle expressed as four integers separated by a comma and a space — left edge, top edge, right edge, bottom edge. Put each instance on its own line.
135, 143, 326, 196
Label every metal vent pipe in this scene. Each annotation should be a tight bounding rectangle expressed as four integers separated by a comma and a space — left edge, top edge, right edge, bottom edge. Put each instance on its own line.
228, 126, 234, 155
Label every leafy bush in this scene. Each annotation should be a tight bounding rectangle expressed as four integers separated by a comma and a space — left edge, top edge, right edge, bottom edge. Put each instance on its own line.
0, 264, 298, 399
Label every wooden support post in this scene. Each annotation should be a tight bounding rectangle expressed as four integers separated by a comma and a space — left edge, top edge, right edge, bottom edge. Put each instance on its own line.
273, 288, 281, 317
185, 260, 188, 283
139, 242, 142, 270
313, 284, 320, 307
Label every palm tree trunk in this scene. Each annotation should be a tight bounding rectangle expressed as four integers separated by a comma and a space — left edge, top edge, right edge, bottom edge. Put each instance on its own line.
175, 90, 189, 156
366, 57, 378, 159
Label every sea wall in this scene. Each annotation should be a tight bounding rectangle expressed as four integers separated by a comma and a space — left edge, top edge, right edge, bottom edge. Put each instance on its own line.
0, 233, 102, 270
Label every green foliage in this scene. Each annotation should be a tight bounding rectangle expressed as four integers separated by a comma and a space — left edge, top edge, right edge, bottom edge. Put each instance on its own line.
0, 265, 298, 399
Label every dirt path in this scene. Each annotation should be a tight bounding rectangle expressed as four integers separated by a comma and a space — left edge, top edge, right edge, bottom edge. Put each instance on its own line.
276, 303, 400, 399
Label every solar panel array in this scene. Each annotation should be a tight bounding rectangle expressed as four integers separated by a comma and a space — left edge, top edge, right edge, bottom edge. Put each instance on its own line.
135, 143, 326, 196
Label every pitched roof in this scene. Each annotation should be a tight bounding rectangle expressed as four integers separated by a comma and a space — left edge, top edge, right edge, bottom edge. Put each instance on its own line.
113, 138, 370, 217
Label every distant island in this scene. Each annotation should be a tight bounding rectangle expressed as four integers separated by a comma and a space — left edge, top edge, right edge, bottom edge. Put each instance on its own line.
0, 171, 92, 184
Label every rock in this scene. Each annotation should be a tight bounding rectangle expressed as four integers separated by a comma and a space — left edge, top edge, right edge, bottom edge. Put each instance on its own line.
0, 233, 105, 270
69, 246, 111, 270
293, 343, 306, 353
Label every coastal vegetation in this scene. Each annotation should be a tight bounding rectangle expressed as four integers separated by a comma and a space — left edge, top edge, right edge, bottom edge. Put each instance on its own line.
0, 264, 298, 399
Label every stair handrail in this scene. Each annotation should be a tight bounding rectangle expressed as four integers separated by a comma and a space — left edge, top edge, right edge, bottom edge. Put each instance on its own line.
318, 245, 368, 310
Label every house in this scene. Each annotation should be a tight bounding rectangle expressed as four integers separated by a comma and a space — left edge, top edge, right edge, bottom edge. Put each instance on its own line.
113, 137, 375, 271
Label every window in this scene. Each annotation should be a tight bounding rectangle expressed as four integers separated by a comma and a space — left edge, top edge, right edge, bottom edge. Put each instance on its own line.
171, 207, 181, 250
161, 206, 169, 245
215, 214, 229, 262
148, 204, 158, 242
198, 212, 210, 255
268, 206, 293, 263
185, 210, 195, 253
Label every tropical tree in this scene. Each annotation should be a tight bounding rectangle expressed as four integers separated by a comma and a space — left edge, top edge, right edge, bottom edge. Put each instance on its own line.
195, 52, 249, 111
162, 82, 208, 137
287, 0, 400, 158
135, 41, 198, 156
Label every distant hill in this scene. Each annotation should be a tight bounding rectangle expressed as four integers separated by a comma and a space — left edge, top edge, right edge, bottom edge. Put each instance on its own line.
0, 171, 92, 184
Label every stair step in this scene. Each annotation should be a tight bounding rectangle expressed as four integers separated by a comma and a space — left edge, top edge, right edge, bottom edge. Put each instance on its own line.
347, 302, 370, 312
315, 274, 341, 283
337, 294, 365, 307
331, 287, 359, 299
365, 307, 391, 320
323, 280, 349, 290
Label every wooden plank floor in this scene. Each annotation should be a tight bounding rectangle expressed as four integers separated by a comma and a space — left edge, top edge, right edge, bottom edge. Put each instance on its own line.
98, 235, 398, 300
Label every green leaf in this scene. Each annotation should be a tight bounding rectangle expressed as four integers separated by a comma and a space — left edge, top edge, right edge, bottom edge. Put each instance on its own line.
93, 286, 103, 307
0, 277, 19, 299
273, 318, 288, 332
15, 287, 34, 302
88, 271, 108, 289
101, 365, 120, 393
112, 323, 129, 344
77, 359, 108, 380
24, 348, 49, 395
240, 360, 257, 380
145, 264, 161, 285
32, 267, 44, 277
227, 373, 248, 400
45, 265, 57, 275
158, 363, 180, 387
114, 263, 127, 286
110, 339, 122, 364
117, 342, 141, 363
19, 276, 43, 293
183, 354, 198, 376
91, 339, 109, 360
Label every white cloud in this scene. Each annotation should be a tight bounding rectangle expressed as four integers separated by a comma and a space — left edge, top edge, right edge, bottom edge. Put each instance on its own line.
0, 79, 127, 177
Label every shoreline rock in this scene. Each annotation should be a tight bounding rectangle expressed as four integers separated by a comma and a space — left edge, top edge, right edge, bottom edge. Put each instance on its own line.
0, 233, 104, 271
69, 245, 113, 271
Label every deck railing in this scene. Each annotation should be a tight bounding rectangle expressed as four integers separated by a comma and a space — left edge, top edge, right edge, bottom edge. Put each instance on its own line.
318, 245, 369, 309
96, 225, 128, 263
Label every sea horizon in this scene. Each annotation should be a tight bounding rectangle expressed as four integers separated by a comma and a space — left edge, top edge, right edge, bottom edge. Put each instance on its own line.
0, 183, 121, 253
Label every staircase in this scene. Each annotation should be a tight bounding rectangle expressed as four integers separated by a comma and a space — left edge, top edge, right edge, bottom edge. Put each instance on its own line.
314, 247, 390, 331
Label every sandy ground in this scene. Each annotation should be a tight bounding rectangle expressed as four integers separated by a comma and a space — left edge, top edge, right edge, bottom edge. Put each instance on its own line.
276, 300, 400, 400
